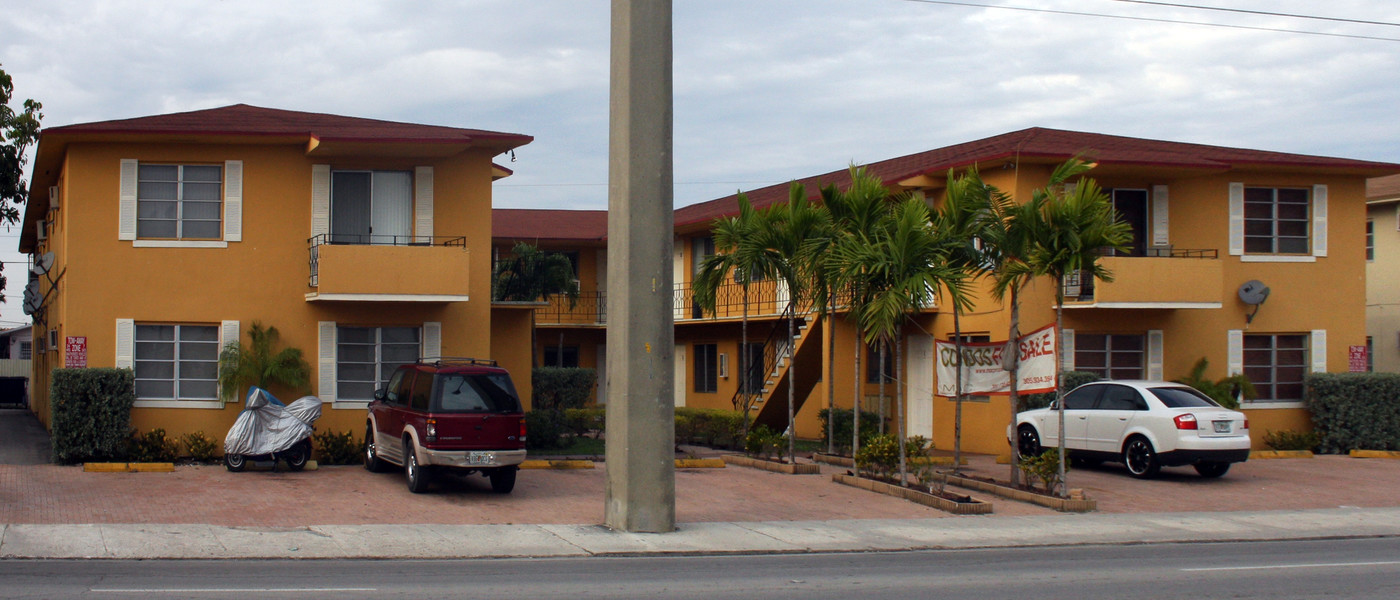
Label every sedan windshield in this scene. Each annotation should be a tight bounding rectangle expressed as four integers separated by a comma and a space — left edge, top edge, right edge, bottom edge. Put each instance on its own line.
434, 373, 523, 413
1149, 386, 1221, 408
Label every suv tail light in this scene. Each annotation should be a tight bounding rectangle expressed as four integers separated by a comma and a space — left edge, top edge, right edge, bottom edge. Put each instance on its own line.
1174, 414, 1198, 430
426, 418, 438, 442
519, 417, 527, 444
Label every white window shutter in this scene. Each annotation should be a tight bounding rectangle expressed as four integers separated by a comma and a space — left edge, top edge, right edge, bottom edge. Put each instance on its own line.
1228, 183, 1244, 256
1147, 330, 1164, 380
115, 319, 134, 369
1227, 330, 1243, 376
220, 320, 241, 401
1311, 329, 1327, 373
414, 166, 434, 242
311, 165, 331, 240
1152, 185, 1169, 247
223, 160, 243, 242
1061, 329, 1075, 372
1313, 184, 1328, 257
422, 322, 442, 360
119, 159, 139, 241
318, 321, 337, 402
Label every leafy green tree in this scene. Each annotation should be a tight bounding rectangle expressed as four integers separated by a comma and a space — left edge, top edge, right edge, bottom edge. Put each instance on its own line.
1024, 158, 1132, 496
217, 322, 312, 402
1, 64, 43, 303
493, 242, 581, 367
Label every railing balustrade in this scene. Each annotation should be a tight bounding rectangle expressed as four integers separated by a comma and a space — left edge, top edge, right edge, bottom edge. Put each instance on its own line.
307, 233, 467, 287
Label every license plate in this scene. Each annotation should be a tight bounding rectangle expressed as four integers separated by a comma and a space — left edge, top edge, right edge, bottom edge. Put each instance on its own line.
467, 451, 496, 465
1213, 421, 1232, 434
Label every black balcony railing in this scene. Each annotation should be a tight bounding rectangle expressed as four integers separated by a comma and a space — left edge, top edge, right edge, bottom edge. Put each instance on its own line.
308, 233, 467, 287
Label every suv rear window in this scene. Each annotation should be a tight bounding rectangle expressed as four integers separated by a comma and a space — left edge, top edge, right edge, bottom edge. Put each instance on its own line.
1149, 386, 1221, 408
433, 373, 523, 414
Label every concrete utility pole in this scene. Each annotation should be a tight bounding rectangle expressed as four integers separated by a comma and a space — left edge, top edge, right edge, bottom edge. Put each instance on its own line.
604, 0, 676, 533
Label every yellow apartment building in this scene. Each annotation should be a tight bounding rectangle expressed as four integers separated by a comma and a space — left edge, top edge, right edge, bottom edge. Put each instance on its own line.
1367, 174, 1400, 373
20, 104, 535, 439
500, 128, 1399, 454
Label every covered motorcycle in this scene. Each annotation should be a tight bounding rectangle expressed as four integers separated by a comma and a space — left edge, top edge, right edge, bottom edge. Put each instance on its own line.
223, 387, 322, 472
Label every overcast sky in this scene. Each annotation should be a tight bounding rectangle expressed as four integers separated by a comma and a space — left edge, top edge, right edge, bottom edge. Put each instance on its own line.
2, 0, 1399, 326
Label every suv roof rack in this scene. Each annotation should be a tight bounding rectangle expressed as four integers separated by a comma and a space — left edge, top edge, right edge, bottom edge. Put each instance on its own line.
418, 357, 499, 368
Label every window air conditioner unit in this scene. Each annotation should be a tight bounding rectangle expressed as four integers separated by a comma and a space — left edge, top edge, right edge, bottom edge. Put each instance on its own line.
718, 352, 729, 378
48, 329, 58, 350
49, 186, 59, 210
35, 221, 46, 241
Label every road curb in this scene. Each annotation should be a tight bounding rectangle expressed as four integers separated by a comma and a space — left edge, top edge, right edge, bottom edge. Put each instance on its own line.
521, 459, 596, 469
1350, 450, 1400, 459
1251, 450, 1314, 459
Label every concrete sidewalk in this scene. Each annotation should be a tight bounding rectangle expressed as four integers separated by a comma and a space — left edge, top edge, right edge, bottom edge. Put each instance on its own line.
4, 507, 1400, 559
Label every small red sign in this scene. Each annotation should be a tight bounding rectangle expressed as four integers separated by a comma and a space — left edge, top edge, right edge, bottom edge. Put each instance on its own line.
1349, 345, 1368, 373
65, 336, 87, 368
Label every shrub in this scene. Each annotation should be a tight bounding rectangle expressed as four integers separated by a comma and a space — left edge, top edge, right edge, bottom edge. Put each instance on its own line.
50, 368, 136, 464
855, 434, 902, 478
1264, 429, 1320, 452
180, 431, 219, 463
128, 428, 178, 463
675, 407, 745, 449
906, 435, 932, 459
818, 407, 883, 455
1022, 372, 1100, 411
1019, 447, 1066, 494
564, 407, 606, 438
525, 410, 571, 450
313, 430, 363, 465
530, 367, 598, 412
1306, 373, 1400, 453
1174, 357, 1255, 409
743, 424, 787, 460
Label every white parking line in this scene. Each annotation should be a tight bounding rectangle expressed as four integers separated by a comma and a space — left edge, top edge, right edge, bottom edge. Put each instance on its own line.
1183, 561, 1400, 572
91, 588, 377, 594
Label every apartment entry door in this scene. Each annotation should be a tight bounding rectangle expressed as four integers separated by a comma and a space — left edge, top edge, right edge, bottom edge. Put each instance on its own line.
1110, 189, 1148, 256
331, 171, 413, 244
906, 333, 934, 439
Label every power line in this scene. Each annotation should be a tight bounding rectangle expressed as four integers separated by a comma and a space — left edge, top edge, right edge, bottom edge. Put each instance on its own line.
898, 0, 1400, 43
1106, 0, 1400, 28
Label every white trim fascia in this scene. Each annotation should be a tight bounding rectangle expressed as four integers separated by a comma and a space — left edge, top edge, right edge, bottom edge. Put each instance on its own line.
1240, 401, 1306, 410
1061, 302, 1223, 310
333, 400, 371, 410
305, 293, 469, 302
133, 399, 224, 409
132, 240, 229, 249
1240, 255, 1315, 263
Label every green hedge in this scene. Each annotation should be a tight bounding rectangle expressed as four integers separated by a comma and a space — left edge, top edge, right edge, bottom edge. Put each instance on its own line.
675, 407, 745, 450
51, 368, 136, 464
1022, 371, 1101, 411
818, 408, 883, 456
531, 367, 598, 411
1306, 373, 1400, 453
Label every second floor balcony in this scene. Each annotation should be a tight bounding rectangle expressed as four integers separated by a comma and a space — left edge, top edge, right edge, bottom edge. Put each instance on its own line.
1062, 249, 1223, 309
306, 234, 471, 302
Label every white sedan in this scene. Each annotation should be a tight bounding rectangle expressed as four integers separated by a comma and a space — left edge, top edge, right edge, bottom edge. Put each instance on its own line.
1012, 380, 1251, 478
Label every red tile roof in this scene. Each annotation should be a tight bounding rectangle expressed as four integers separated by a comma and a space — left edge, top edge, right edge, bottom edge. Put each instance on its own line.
493, 209, 608, 242
42, 103, 533, 149
674, 127, 1400, 228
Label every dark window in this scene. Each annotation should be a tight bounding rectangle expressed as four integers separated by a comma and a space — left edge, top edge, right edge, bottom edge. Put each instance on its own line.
1061, 384, 1103, 410
694, 343, 718, 393
384, 369, 406, 404
1099, 385, 1147, 410
740, 342, 764, 394
1108, 189, 1148, 256
1150, 386, 1220, 408
410, 372, 432, 411
544, 345, 579, 368
137, 164, 223, 240
1368, 336, 1375, 373
434, 373, 523, 413
1244, 187, 1310, 254
1243, 334, 1308, 402
866, 342, 895, 384
1075, 334, 1145, 380
1367, 220, 1375, 261
692, 237, 715, 275
330, 170, 413, 244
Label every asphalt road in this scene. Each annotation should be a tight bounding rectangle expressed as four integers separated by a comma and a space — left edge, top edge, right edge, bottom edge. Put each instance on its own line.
3, 537, 1398, 599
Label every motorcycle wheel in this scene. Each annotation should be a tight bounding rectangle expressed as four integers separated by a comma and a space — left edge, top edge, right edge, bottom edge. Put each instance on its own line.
284, 440, 311, 472
224, 453, 246, 472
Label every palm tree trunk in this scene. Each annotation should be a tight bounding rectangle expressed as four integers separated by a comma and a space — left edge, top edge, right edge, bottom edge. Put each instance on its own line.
852, 327, 862, 474
826, 286, 836, 456
740, 283, 751, 438
878, 343, 887, 434
1007, 284, 1022, 487
953, 307, 964, 473
895, 330, 907, 485
786, 307, 796, 464
1055, 275, 1068, 498
530, 312, 538, 369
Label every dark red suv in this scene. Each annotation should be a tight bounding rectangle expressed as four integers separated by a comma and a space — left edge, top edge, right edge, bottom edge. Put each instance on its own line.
363, 358, 526, 494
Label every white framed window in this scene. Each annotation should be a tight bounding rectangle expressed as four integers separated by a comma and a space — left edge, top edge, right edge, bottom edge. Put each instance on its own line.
134, 324, 220, 401
137, 164, 224, 240
693, 343, 718, 393
1244, 187, 1310, 254
1367, 220, 1375, 262
19, 341, 31, 360
330, 170, 413, 245
1074, 334, 1145, 380
1243, 334, 1308, 403
335, 326, 420, 401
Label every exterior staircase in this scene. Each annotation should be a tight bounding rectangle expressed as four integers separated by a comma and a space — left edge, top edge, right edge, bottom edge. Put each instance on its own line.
749, 311, 824, 433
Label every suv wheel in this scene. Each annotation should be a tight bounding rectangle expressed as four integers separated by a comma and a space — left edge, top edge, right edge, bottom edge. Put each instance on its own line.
404, 438, 432, 494
489, 468, 517, 494
1194, 461, 1231, 478
1123, 437, 1161, 479
363, 423, 386, 472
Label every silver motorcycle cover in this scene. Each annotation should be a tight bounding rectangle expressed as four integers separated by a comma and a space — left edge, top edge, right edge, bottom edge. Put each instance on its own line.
223, 387, 319, 456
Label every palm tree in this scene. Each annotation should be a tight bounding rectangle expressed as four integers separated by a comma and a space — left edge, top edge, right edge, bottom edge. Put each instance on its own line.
834, 195, 968, 483
218, 322, 312, 402
492, 242, 582, 367
693, 194, 779, 435
933, 167, 996, 471
1023, 158, 1132, 496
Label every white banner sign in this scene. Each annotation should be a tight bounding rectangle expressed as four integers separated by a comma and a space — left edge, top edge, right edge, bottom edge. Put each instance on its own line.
936, 324, 1058, 396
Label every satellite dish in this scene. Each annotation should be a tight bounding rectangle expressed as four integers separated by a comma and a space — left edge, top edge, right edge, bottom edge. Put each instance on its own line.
32, 252, 55, 276
1238, 280, 1270, 305
22, 297, 37, 316
24, 280, 39, 300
